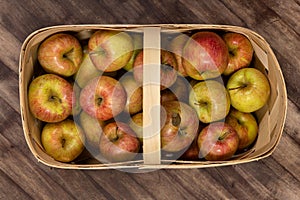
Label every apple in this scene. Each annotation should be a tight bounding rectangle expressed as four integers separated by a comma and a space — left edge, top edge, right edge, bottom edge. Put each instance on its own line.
189, 80, 230, 123
119, 73, 143, 115
182, 31, 229, 80
133, 50, 178, 90
198, 122, 239, 161
74, 49, 102, 88
180, 137, 200, 161
80, 75, 127, 121
88, 30, 133, 72
169, 34, 189, 76
41, 119, 85, 162
128, 112, 143, 143
161, 76, 190, 103
79, 111, 105, 148
28, 74, 73, 123
99, 122, 140, 162
72, 81, 82, 116
37, 33, 83, 77
161, 101, 199, 152
222, 32, 254, 76
123, 33, 143, 71
226, 68, 270, 113
225, 108, 258, 150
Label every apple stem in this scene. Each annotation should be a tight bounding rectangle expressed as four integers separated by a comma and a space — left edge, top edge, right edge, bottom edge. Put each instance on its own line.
228, 84, 247, 91
49, 96, 62, 103
171, 112, 181, 127
218, 131, 230, 141
109, 127, 119, 142
96, 97, 103, 106
61, 138, 66, 148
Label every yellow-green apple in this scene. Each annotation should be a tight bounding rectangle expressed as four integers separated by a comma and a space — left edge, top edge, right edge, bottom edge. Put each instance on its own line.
88, 30, 133, 72
222, 32, 254, 76
74, 49, 102, 88
189, 80, 230, 123
161, 76, 190, 103
72, 82, 82, 116
41, 119, 85, 162
198, 122, 239, 161
79, 111, 105, 148
161, 101, 199, 152
128, 112, 143, 143
28, 74, 73, 123
133, 50, 178, 90
99, 122, 140, 162
169, 34, 189, 76
37, 33, 83, 77
123, 33, 143, 71
226, 68, 270, 113
182, 31, 229, 80
225, 108, 258, 150
79, 76, 127, 121
119, 73, 143, 115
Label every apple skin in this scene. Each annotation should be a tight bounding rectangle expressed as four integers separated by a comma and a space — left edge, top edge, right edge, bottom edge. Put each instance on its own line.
226, 68, 270, 113
225, 108, 258, 150
182, 31, 229, 80
128, 112, 143, 143
28, 74, 73, 123
161, 75, 190, 103
38, 33, 83, 77
99, 122, 140, 162
41, 119, 85, 162
161, 101, 199, 152
72, 82, 82, 116
222, 32, 254, 76
79, 76, 127, 121
189, 80, 230, 123
74, 50, 102, 88
123, 33, 143, 71
169, 34, 189, 76
88, 30, 133, 72
180, 137, 200, 161
79, 111, 105, 148
119, 73, 143, 115
198, 122, 239, 161
133, 50, 178, 90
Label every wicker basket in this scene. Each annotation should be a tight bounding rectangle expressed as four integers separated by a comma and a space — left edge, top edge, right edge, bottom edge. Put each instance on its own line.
19, 24, 287, 170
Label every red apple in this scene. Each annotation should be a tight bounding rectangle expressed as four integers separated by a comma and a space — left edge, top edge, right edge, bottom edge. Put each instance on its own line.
41, 119, 85, 162
225, 108, 258, 150
222, 32, 254, 76
99, 122, 140, 162
161, 101, 199, 152
79, 76, 127, 121
169, 34, 189, 76
198, 122, 239, 161
88, 30, 133, 72
37, 33, 83, 77
182, 31, 229, 80
119, 73, 143, 115
123, 33, 143, 71
133, 50, 178, 90
28, 74, 73, 123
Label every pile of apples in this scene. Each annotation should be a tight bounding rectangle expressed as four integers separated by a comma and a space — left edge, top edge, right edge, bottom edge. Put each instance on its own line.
28, 29, 270, 163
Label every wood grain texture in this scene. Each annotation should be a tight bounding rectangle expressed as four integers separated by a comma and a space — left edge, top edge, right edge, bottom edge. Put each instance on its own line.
0, 0, 299, 199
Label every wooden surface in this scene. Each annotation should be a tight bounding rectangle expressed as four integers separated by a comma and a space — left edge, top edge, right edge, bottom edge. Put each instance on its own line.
1, 0, 299, 199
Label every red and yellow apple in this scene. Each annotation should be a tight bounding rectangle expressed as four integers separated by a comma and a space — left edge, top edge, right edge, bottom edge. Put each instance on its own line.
41, 119, 85, 162
38, 33, 83, 77
28, 74, 73, 123
222, 32, 254, 76
198, 122, 239, 161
